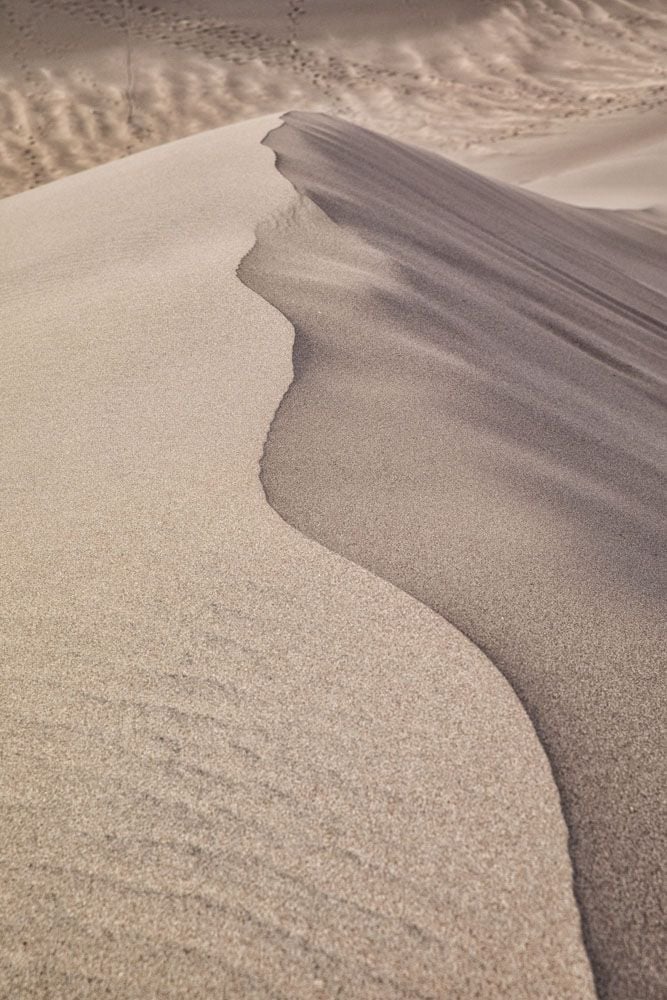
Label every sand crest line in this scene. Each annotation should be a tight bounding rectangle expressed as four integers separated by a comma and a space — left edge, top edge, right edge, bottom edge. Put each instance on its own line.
0, 114, 597, 998
242, 108, 595, 979
241, 110, 667, 1000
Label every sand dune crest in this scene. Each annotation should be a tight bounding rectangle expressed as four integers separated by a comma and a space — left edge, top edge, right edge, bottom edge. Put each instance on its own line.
242, 111, 667, 1000
0, 117, 597, 997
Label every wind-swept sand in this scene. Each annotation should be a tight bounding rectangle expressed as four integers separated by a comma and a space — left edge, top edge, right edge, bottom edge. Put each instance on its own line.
241, 112, 667, 1000
1, 0, 666, 203
0, 118, 597, 997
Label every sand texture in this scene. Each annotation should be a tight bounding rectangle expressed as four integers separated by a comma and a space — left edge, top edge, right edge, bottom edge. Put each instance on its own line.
1, 0, 666, 202
241, 112, 667, 1000
0, 118, 598, 998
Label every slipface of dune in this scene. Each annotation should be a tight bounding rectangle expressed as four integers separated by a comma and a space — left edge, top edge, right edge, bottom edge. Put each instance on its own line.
240, 112, 667, 1000
1, 0, 666, 205
0, 118, 596, 998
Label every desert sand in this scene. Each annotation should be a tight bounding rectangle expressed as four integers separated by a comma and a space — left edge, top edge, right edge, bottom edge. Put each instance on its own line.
0, 116, 597, 997
1, 2, 665, 1000
1, 0, 666, 205
242, 112, 667, 1000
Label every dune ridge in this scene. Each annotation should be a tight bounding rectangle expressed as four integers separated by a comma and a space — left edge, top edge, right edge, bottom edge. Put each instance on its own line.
240, 111, 667, 1000
0, 117, 597, 997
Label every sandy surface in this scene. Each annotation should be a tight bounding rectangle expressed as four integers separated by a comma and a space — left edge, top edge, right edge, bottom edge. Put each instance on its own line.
461, 106, 667, 211
1, 0, 666, 203
241, 112, 667, 1000
2, 3, 664, 996
0, 116, 597, 998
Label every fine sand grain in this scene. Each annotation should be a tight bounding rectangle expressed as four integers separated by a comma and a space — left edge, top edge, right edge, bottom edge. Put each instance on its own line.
0, 118, 596, 998
241, 112, 667, 1000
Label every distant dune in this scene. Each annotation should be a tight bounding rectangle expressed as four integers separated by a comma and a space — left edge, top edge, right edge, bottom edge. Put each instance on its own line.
242, 112, 667, 1000
1, 0, 666, 205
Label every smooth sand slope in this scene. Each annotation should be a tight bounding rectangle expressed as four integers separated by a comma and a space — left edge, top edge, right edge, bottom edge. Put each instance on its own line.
463, 106, 667, 213
0, 118, 596, 998
241, 112, 667, 1000
1, 0, 666, 203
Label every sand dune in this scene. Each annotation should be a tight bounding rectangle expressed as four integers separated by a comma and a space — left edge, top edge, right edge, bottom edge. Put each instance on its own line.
1, 0, 666, 202
463, 106, 667, 212
0, 117, 597, 997
241, 112, 667, 1000
2, 4, 664, 996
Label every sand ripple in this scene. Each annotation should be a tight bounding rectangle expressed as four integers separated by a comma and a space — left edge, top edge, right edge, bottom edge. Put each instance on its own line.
0, 116, 596, 997
1, 0, 666, 197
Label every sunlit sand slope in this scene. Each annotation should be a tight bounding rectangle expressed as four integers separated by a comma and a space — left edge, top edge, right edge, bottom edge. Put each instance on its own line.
0, 118, 596, 998
242, 111, 667, 1000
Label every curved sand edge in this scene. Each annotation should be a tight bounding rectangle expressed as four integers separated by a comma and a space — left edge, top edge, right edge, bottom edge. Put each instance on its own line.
244, 111, 667, 1000
1, 116, 594, 998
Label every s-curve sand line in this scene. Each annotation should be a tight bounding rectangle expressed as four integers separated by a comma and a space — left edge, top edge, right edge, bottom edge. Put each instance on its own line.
0, 117, 596, 998
242, 111, 667, 1000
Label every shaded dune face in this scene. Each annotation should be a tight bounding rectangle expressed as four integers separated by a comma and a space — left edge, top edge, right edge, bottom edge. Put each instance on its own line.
240, 112, 667, 1000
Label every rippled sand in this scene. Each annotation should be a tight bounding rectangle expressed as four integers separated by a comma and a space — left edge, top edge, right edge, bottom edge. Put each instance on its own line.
1, 0, 666, 199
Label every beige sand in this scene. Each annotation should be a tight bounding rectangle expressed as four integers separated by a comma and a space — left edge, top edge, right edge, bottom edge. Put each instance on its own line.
461, 107, 667, 212
242, 112, 667, 1000
0, 117, 596, 997
1, 0, 666, 203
